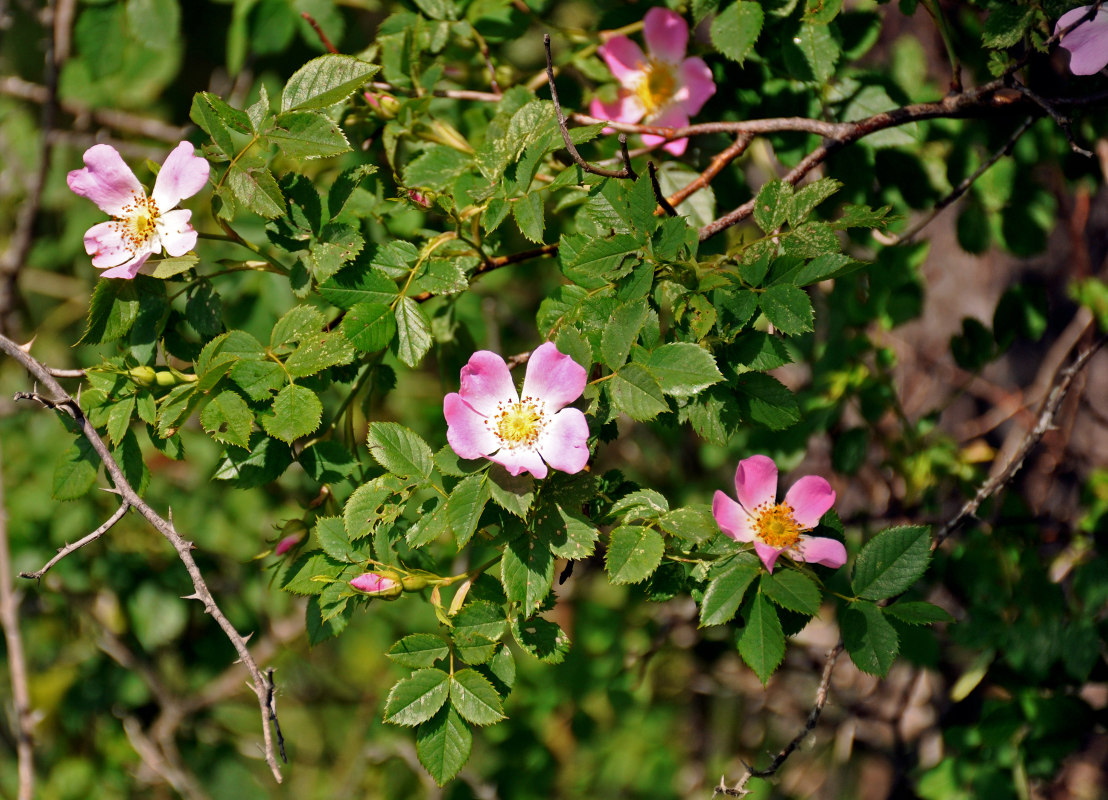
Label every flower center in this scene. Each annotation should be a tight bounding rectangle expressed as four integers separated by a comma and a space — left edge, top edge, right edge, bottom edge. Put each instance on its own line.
112, 192, 161, 251
753, 502, 802, 549
635, 59, 679, 116
494, 398, 545, 449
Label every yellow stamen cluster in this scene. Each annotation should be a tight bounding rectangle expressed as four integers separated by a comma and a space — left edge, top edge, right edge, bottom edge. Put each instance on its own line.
111, 192, 160, 251
752, 502, 803, 549
634, 59, 678, 116
492, 398, 545, 449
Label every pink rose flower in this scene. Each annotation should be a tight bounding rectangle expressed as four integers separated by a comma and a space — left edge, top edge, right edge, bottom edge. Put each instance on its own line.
443, 342, 589, 479
589, 7, 717, 156
712, 455, 846, 574
350, 572, 402, 597
67, 141, 209, 279
1055, 5, 1108, 75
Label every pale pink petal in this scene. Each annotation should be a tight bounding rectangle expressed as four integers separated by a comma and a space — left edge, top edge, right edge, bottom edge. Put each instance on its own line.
794, 535, 847, 569
589, 92, 647, 125
67, 144, 143, 216
643, 7, 688, 64
641, 104, 690, 155
598, 36, 648, 83
520, 342, 586, 410
537, 407, 589, 474
712, 490, 756, 543
151, 141, 210, 210
733, 455, 778, 513
156, 208, 198, 256
784, 475, 835, 529
488, 447, 548, 479
100, 252, 150, 280
444, 393, 499, 459
753, 540, 784, 573
677, 57, 716, 115
83, 221, 134, 268
458, 351, 518, 416
1056, 7, 1108, 74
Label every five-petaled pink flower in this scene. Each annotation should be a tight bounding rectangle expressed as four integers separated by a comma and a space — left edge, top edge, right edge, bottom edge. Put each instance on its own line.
712, 455, 846, 574
590, 7, 716, 156
67, 141, 209, 279
1055, 5, 1108, 75
350, 572, 402, 597
443, 342, 589, 479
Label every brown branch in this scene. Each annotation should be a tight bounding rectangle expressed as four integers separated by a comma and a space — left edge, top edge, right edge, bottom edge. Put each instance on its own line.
300, 11, 338, 54
934, 337, 1106, 548
662, 134, 752, 214
410, 243, 560, 302
19, 500, 131, 579
715, 642, 844, 797
0, 443, 36, 800
0, 334, 286, 782
648, 162, 676, 216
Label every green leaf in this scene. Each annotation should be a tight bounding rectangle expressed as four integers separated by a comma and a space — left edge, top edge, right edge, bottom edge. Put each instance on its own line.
699, 555, 760, 626
982, 3, 1034, 48
734, 372, 799, 430
318, 267, 397, 309
404, 146, 473, 191
281, 550, 347, 596
285, 331, 356, 378
788, 178, 842, 227
366, 421, 434, 480
487, 466, 534, 518
344, 474, 409, 540
384, 668, 451, 726
445, 474, 490, 548
200, 389, 253, 449
341, 302, 397, 352
394, 297, 432, 367
601, 300, 648, 370
851, 525, 931, 601
610, 363, 668, 421
738, 592, 786, 684
141, 253, 200, 280
281, 54, 378, 112
547, 504, 599, 559
53, 439, 99, 500
449, 670, 505, 726
388, 634, 451, 668
269, 110, 350, 159
228, 164, 286, 218
407, 497, 451, 548
80, 280, 140, 345
605, 525, 665, 585
327, 164, 377, 219
759, 284, 814, 335
512, 192, 545, 243
299, 440, 358, 484
608, 489, 669, 522
752, 179, 792, 233
190, 92, 245, 155
842, 601, 899, 676
561, 233, 641, 289
416, 705, 471, 787
230, 359, 285, 402
783, 221, 839, 259
106, 395, 135, 448
884, 601, 954, 626
760, 569, 821, 616
211, 432, 293, 487
645, 343, 723, 397
501, 531, 554, 616
842, 85, 918, 148
452, 600, 507, 642
271, 305, 326, 348
710, 0, 764, 63
511, 615, 571, 664
784, 21, 839, 83
659, 505, 717, 542
313, 515, 356, 562
262, 383, 322, 443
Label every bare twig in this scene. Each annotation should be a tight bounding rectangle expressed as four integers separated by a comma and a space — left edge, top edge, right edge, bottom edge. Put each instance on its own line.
0, 334, 286, 782
300, 11, 338, 54
715, 642, 844, 797
0, 443, 36, 800
662, 134, 752, 214
648, 162, 677, 216
1010, 81, 1092, 157
471, 27, 501, 95
934, 337, 1106, 548
19, 501, 131, 579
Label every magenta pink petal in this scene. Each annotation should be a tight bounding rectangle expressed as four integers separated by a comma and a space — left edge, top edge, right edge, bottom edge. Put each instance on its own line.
734, 455, 779, 513
458, 350, 518, 415
643, 7, 688, 64
521, 342, 586, 410
677, 57, 716, 115
641, 104, 690, 155
444, 393, 498, 459
157, 208, 198, 256
350, 572, 400, 594
1056, 7, 1108, 74
598, 36, 648, 83
795, 535, 847, 569
83, 221, 133, 268
784, 475, 835, 529
67, 144, 143, 216
753, 540, 784, 573
589, 93, 647, 125
712, 490, 756, 542
489, 447, 548, 479
100, 253, 150, 280
537, 407, 589, 474
151, 141, 210, 210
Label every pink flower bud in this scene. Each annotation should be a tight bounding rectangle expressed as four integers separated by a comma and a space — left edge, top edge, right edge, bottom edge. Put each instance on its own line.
350, 572, 403, 598
274, 535, 301, 556
408, 189, 431, 208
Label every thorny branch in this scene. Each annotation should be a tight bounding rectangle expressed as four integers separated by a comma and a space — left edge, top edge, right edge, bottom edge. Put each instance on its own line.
19, 500, 131, 579
0, 333, 286, 782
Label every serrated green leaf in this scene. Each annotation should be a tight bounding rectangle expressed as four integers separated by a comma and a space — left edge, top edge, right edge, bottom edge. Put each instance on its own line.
228, 164, 285, 218
299, 440, 358, 484
699, 555, 760, 626
52, 439, 99, 500
340, 302, 396, 352
753, 179, 792, 233
645, 343, 723, 397
601, 300, 648, 369
407, 497, 450, 548
394, 297, 432, 367
200, 389, 253, 449
759, 284, 814, 336
328, 164, 377, 219
501, 531, 554, 616
416, 705, 471, 787
404, 145, 473, 191
281, 54, 378, 112
261, 383, 322, 443
211, 432, 293, 487
609, 489, 669, 522
80, 280, 140, 345
610, 362, 668, 421
318, 266, 397, 309
285, 330, 356, 378
388, 634, 451, 668
659, 505, 717, 542
512, 192, 545, 243
851, 525, 931, 600
434, 445, 485, 478
735, 372, 800, 430
106, 395, 135, 448
190, 92, 243, 155
511, 615, 571, 664
547, 504, 599, 559
281, 550, 347, 596
710, 0, 764, 63
761, 569, 821, 616
561, 233, 641, 289
452, 600, 507, 642
313, 515, 356, 562
784, 21, 839, 82
787, 178, 842, 227
445, 474, 490, 548
343, 474, 409, 540
783, 221, 840, 259
842, 601, 899, 676
487, 466, 534, 518
366, 421, 434, 480
230, 359, 285, 402
384, 668, 451, 726
141, 253, 199, 279
884, 601, 954, 626
269, 110, 351, 159
449, 670, 504, 726
738, 592, 786, 684
605, 525, 664, 585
